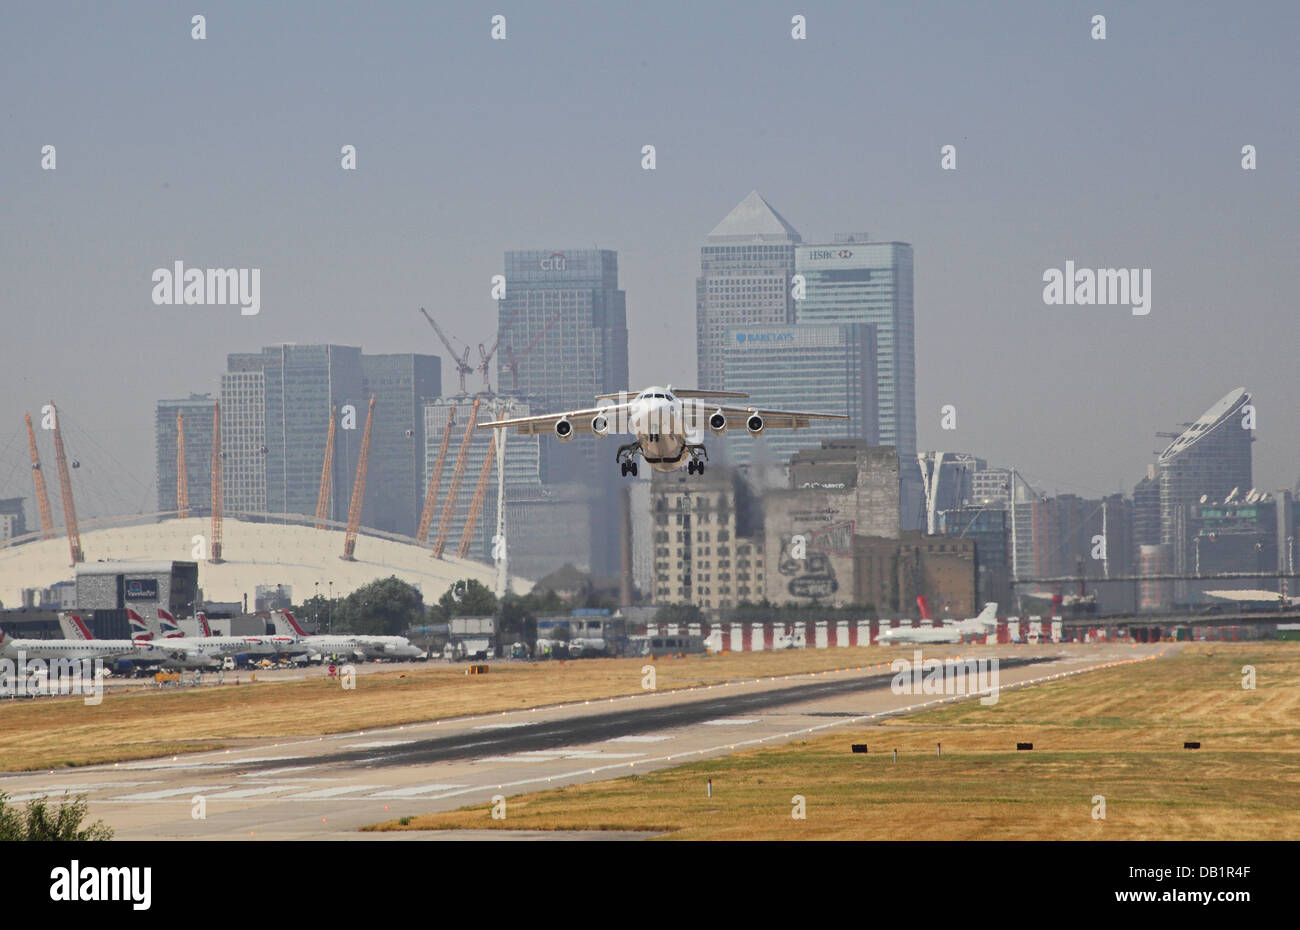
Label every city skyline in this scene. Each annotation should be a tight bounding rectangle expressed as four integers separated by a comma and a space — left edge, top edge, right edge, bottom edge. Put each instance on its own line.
2, 2, 1298, 523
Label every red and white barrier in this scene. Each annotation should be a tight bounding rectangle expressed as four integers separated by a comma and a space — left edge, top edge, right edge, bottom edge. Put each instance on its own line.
648, 616, 1063, 651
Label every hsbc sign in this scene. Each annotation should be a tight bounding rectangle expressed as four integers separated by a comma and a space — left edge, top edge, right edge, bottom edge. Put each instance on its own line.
806, 249, 854, 260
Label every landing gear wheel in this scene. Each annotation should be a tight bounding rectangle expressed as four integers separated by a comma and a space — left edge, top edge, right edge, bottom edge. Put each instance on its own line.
630, 462, 638, 477
687, 461, 696, 475
696, 462, 705, 475
620, 462, 629, 476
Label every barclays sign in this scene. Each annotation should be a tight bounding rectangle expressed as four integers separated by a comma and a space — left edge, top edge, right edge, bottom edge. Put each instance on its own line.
736, 332, 795, 345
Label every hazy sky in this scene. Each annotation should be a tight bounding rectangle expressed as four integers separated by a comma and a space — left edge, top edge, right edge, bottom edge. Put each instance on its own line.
2, 1, 1297, 520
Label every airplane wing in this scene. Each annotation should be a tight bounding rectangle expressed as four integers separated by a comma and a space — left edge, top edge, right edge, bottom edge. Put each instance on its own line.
683, 401, 849, 431
477, 404, 633, 436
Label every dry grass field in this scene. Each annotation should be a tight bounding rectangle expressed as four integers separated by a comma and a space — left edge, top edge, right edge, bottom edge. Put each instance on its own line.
367, 643, 1300, 840
0, 646, 921, 772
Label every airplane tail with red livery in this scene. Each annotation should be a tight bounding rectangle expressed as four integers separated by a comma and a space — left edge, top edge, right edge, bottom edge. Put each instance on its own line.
64, 612, 96, 641
196, 611, 212, 637
1050, 593, 1064, 617
126, 608, 154, 642
156, 607, 185, 638
276, 610, 308, 638
916, 596, 932, 622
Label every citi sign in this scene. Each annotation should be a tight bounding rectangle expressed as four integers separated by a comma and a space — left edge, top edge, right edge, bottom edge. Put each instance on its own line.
807, 249, 853, 260
539, 252, 567, 271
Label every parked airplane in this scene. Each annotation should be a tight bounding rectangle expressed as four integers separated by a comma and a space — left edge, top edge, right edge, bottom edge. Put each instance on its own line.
77, 609, 219, 671
151, 608, 295, 662
877, 602, 1000, 645
478, 386, 848, 476
272, 610, 425, 661
2, 615, 147, 664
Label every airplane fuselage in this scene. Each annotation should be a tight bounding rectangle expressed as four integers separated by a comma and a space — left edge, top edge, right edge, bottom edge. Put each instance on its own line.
628, 396, 692, 472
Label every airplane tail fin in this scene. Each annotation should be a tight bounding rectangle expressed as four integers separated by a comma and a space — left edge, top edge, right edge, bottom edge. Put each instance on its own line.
127, 608, 154, 642
916, 596, 932, 621
156, 607, 185, 638
976, 602, 998, 626
197, 611, 212, 637
277, 609, 307, 637
1050, 593, 1063, 617
66, 612, 95, 641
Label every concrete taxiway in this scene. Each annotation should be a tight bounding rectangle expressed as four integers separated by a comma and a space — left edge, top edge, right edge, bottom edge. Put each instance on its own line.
0, 642, 1170, 839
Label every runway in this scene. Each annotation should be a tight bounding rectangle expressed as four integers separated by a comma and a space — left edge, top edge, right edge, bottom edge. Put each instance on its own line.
0, 642, 1170, 839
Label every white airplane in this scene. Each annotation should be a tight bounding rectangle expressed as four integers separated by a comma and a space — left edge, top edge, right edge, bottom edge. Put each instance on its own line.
60, 609, 217, 671
153, 607, 297, 666
1, 614, 146, 664
877, 602, 1000, 645
477, 385, 848, 476
272, 610, 425, 661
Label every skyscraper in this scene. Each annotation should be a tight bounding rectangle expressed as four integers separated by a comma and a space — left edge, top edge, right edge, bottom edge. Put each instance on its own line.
496, 249, 629, 572
696, 191, 801, 392
1158, 388, 1254, 544
1132, 465, 1161, 570
1157, 387, 1254, 588
223, 345, 365, 523
720, 323, 877, 467
219, 368, 267, 513
362, 354, 441, 537
497, 249, 628, 414
155, 394, 216, 515
795, 238, 918, 525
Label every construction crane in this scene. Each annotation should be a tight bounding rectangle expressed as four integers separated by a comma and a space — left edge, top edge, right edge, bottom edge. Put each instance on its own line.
176, 411, 189, 519
474, 304, 520, 394
476, 334, 499, 393
24, 412, 54, 539
457, 434, 497, 558
502, 311, 561, 391
419, 307, 475, 395
49, 402, 82, 564
432, 396, 481, 559
341, 396, 376, 561
416, 405, 456, 544
314, 406, 338, 529
210, 402, 223, 561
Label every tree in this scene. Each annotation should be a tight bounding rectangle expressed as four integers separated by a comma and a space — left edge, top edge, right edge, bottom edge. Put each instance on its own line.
332, 576, 424, 635
293, 594, 334, 631
438, 579, 498, 618
0, 792, 113, 841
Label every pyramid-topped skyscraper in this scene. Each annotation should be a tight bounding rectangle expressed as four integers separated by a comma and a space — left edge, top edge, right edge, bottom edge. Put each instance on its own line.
696, 191, 802, 390
705, 190, 803, 244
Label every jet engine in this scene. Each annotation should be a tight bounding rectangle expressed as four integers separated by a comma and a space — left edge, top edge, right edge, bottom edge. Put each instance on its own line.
555, 418, 574, 442
708, 409, 727, 434
591, 412, 610, 437
746, 413, 765, 437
